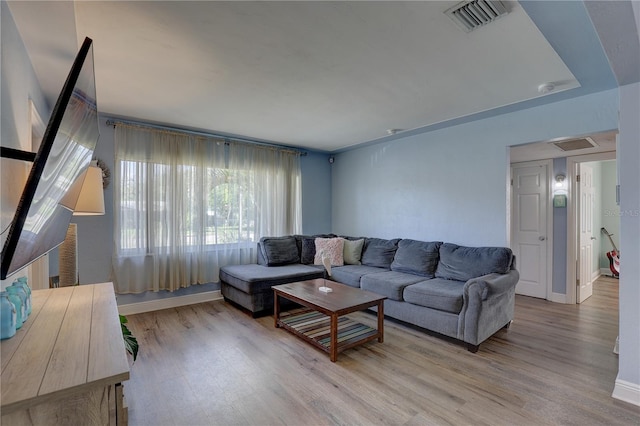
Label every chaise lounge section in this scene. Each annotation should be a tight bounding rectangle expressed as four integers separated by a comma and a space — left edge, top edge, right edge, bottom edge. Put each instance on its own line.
220, 235, 519, 352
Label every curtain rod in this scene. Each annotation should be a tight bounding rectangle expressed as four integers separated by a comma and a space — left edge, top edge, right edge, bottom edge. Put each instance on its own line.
105, 119, 307, 156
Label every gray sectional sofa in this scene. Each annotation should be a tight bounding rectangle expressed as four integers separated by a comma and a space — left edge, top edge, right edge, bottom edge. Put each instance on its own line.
220, 235, 519, 352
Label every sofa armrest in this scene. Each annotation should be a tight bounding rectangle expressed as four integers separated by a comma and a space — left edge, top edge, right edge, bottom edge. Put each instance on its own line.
459, 268, 519, 345
463, 269, 519, 301
257, 242, 267, 266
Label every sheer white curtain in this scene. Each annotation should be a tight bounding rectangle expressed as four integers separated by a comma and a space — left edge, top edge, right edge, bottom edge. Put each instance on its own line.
112, 124, 302, 294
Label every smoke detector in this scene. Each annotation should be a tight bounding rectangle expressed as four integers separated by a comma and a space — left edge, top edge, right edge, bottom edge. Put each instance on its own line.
538, 83, 556, 94
445, 0, 508, 33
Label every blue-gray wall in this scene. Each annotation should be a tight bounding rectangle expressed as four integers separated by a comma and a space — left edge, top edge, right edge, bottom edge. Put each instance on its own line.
300, 151, 332, 235
331, 90, 619, 249
616, 81, 640, 394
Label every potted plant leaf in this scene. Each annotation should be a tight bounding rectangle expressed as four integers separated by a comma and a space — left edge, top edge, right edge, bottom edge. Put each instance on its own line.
120, 315, 139, 362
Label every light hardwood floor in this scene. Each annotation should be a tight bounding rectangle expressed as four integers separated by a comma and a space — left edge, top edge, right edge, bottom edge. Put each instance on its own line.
125, 277, 640, 425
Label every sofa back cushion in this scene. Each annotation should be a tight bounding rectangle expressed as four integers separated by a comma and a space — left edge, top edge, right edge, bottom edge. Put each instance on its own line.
391, 239, 442, 278
361, 238, 400, 268
435, 243, 514, 282
259, 236, 300, 266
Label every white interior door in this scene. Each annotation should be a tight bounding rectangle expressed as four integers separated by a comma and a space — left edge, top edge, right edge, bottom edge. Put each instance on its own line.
511, 162, 549, 299
578, 164, 595, 303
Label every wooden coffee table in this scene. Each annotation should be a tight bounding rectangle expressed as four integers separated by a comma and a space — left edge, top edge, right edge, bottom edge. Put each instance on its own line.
273, 279, 386, 362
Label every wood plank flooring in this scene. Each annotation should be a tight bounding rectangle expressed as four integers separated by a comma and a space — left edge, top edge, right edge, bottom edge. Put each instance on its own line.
124, 277, 640, 425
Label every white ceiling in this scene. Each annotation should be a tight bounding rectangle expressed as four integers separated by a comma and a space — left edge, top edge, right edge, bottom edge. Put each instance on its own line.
510, 130, 617, 163
7, 1, 584, 152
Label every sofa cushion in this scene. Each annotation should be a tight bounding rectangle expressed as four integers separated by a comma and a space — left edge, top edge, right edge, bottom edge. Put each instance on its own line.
403, 278, 466, 314
220, 264, 324, 294
329, 265, 388, 288
361, 238, 401, 268
360, 271, 426, 301
343, 238, 365, 265
314, 237, 345, 266
435, 243, 514, 282
260, 236, 300, 266
391, 239, 442, 278
301, 238, 316, 264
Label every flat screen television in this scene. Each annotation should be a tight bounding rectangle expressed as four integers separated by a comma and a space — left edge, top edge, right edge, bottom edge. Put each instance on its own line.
1, 37, 99, 280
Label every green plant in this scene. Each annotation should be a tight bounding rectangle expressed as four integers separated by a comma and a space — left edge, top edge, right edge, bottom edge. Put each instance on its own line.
119, 315, 139, 362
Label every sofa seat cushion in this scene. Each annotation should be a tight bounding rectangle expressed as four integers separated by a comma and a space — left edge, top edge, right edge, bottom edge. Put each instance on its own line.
329, 265, 388, 288
435, 243, 514, 282
403, 278, 466, 314
220, 264, 324, 294
360, 271, 426, 301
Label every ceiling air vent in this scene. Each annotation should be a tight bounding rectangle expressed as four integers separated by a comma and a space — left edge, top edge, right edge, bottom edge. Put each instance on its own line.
445, 0, 508, 33
552, 137, 598, 152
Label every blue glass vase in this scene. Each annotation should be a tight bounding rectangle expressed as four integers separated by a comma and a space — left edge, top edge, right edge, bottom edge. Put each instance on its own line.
12, 278, 31, 316
1, 291, 17, 339
6, 286, 25, 329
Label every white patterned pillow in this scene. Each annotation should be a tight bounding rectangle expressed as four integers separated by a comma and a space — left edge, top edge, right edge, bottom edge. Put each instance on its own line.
314, 237, 345, 266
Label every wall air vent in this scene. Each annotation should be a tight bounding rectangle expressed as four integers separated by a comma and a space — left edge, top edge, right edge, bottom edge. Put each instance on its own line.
551, 137, 598, 152
445, 0, 508, 33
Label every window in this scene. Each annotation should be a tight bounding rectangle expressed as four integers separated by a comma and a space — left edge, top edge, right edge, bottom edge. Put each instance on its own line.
112, 124, 301, 293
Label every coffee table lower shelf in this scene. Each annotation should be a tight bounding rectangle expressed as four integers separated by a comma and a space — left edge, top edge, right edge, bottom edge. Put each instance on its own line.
278, 308, 379, 358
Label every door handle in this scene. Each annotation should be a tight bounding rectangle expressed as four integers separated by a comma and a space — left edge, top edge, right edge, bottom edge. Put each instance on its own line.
591, 237, 597, 240
539, 236, 546, 241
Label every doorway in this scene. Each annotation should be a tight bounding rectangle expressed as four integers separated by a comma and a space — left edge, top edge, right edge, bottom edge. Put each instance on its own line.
510, 160, 552, 299
566, 152, 618, 304
509, 131, 618, 304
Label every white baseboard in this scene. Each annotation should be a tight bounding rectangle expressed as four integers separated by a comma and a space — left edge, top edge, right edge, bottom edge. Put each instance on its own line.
118, 290, 223, 316
612, 378, 640, 406
549, 292, 567, 304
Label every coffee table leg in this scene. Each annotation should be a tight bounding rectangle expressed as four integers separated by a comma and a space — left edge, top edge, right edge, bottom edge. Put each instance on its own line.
330, 314, 338, 362
377, 300, 384, 343
274, 291, 280, 328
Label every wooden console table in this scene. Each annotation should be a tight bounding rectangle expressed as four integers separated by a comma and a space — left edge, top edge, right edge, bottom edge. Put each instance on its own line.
1, 283, 130, 425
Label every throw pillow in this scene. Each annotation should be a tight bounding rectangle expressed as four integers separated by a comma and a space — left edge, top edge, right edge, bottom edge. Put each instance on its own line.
343, 239, 364, 265
314, 237, 345, 266
259, 236, 300, 266
301, 238, 316, 265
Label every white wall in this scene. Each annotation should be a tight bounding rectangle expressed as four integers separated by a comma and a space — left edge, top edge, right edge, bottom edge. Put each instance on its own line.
332, 89, 619, 247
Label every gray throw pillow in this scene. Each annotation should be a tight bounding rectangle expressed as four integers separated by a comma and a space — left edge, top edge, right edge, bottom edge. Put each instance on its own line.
260, 236, 300, 266
391, 239, 442, 277
361, 238, 400, 268
435, 243, 513, 282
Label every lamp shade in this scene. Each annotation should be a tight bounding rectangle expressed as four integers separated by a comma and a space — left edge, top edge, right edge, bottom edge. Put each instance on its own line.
73, 166, 105, 215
